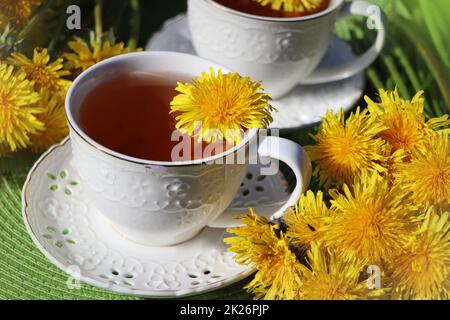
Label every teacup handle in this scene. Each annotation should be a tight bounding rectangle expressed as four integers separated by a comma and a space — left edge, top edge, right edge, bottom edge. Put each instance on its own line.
207, 136, 312, 228
300, 0, 386, 85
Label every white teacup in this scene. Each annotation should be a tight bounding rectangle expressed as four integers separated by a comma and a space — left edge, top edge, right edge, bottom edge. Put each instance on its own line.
66, 51, 312, 246
188, 0, 386, 98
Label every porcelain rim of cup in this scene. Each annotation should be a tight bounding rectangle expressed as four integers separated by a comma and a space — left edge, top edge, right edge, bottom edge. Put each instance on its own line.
65, 51, 259, 167
202, 0, 344, 22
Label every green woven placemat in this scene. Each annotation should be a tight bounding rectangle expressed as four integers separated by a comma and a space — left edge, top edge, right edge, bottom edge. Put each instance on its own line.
0, 153, 252, 300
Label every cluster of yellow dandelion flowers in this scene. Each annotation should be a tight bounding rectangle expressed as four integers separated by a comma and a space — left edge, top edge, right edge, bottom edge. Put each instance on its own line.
0, 28, 141, 155
252, 0, 328, 14
0, 48, 70, 154
308, 89, 450, 192
227, 89, 449, 300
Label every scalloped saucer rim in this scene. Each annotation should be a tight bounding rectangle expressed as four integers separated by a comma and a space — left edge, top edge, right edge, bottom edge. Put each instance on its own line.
21, 138, 290, 297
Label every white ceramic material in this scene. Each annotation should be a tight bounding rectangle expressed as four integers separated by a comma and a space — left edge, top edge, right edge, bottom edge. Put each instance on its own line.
145, 14, 366, 130
188, 0, 385, 98
65, 51, 312, 246
22, 138, 292, 297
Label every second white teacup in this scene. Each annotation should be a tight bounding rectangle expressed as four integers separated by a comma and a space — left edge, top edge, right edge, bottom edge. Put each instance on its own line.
188, 0, 386, 98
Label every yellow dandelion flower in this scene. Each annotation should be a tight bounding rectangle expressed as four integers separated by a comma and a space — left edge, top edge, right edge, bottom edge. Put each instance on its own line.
384, 148, 407, 179
63, 36, 141, 74
29, 90, 68, 153
323, 171, 417, 265
225, 210, 302, 300
366, 89, 450, 156
170, 68, 273, 144
0, 0, 41, 27
390, 209, 450, 300
306, 108, 389, 188
299, 242, 386, 300
394, 132, 450, 213
0, 62, 43, 151
8, 48, 72, 94
284, 190, 332, 249
253, 0, 328, 13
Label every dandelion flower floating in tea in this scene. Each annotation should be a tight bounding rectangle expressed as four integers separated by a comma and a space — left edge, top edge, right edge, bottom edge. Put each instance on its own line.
8, 48, 72, 94
0, 62, 43, 151
170, 68, 273, 144
252, 0, 327, 13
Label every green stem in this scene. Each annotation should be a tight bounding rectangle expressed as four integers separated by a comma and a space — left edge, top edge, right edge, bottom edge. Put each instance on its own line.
128, 0, 140, 49
394, 16, 450, 113
94, 0, 103, 42
18, 0, 54, 40
112, 1, 128, 35
382, 55, 411, 100
393, 47, 421, 93
367, 67, 385, 90
48, 0, 72, 52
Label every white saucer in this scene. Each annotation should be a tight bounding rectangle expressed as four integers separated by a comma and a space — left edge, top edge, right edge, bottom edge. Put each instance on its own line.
146, 14, 365, 131
21, 138, 290, 298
